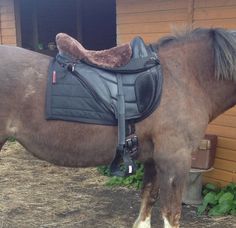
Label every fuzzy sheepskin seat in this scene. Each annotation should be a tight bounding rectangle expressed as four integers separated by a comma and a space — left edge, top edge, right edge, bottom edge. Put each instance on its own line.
56, 33, 132, 68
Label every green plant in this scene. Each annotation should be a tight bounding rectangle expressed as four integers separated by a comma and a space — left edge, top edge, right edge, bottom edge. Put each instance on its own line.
97, 162, 144, 189
197, 182, 236, 216
97, 165, 111, 177
7, 136, 16, 142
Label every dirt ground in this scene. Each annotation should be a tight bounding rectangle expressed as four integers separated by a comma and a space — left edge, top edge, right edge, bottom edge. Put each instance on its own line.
0, 142, 235, 228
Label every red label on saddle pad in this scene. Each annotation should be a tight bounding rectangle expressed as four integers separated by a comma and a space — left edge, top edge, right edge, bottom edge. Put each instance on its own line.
52, 70, 56, 84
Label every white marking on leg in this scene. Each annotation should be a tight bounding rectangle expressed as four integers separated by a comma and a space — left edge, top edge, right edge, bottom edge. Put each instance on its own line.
163, 216, 178, 228
133, 215, 151, 228
169, 176, 174, 184
6, 119, 18, 135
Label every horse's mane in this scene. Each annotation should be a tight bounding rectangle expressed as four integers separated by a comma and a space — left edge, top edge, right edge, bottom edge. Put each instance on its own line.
154, 28, 236, 81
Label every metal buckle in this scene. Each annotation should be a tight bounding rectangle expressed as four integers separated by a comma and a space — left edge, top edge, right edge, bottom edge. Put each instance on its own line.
125, 135, 139, 159
67, 63, 75, 72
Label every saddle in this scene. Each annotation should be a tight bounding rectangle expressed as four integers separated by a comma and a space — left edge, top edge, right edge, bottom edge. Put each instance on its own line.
46, 34, 163, 176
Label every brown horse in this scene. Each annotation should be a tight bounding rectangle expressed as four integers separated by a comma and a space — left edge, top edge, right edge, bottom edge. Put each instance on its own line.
0, 28, 235, 228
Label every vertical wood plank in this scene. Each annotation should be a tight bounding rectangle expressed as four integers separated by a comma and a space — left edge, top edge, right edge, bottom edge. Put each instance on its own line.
0, 5, 3, 44
0, 0, 16, 45
187, 0, 194, 27
14, 0, 21, 46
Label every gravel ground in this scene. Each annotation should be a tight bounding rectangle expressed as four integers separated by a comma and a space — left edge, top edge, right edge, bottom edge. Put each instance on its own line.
0, 141, 235, 228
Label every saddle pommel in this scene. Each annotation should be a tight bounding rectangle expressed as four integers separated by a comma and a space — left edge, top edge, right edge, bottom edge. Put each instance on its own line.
56, 33, 132, 68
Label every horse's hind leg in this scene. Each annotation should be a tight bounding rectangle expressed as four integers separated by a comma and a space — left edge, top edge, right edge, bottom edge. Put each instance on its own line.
0, 135, 7, 151
133, 160, 159, 228
0, 139, 7, 152
0, 129, 8, 151
157, 148, 191, 228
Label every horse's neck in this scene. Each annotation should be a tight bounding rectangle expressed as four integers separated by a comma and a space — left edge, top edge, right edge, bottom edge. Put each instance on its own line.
159, 39, 236, 121
192, 43, 236, 120
190, 46, 236, 120
206, 80, 236, 120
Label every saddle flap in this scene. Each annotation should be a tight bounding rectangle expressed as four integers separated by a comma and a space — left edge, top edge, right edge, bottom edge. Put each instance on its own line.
46, 60, 117, 125
74, 63, 116, 113
135, 72, 156, 113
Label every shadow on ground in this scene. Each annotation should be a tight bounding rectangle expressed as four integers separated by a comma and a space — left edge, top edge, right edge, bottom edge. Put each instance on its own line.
0, 142, 235, 228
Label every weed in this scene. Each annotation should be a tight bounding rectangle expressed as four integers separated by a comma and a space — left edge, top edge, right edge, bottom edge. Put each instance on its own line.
197, 182, 236, 216
97, 162, 144, 189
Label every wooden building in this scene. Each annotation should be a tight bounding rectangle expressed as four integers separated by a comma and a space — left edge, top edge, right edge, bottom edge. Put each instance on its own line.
0, 0, 236, 186
117, 0, 236, 186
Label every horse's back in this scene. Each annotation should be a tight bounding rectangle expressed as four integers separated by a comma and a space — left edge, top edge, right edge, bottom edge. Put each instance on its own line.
0, 45, 51, 71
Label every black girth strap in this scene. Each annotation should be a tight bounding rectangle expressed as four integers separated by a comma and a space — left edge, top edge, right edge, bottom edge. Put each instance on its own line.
110, 74, 137, 176
117, 74, 126, 147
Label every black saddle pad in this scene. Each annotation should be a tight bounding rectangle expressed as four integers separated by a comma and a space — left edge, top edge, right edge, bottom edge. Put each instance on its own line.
46, 54, 163, 126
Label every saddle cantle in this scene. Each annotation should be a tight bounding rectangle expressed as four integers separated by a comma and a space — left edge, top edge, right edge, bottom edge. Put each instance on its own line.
46, 35, 163, 176
56, 33, 132, 68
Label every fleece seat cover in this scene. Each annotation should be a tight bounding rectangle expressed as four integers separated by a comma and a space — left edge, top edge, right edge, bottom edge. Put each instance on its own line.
56, 33, 132, 68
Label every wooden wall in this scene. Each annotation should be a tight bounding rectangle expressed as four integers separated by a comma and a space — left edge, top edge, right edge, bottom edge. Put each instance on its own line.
117, 0, 189, 43
0, 0, 17, 45
117, 0, 236, 186
193, 0, 236, 186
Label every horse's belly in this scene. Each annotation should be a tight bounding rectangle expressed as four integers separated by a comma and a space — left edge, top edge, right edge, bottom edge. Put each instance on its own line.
17, 122, 118, 168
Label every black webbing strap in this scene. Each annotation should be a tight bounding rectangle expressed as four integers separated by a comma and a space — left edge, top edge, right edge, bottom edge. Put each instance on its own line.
117, 74, 126, 147
109, 74, 137, 176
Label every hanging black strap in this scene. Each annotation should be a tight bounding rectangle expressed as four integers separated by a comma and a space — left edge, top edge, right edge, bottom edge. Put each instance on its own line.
109, 74, 137, 176
117, 74, 126, 147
